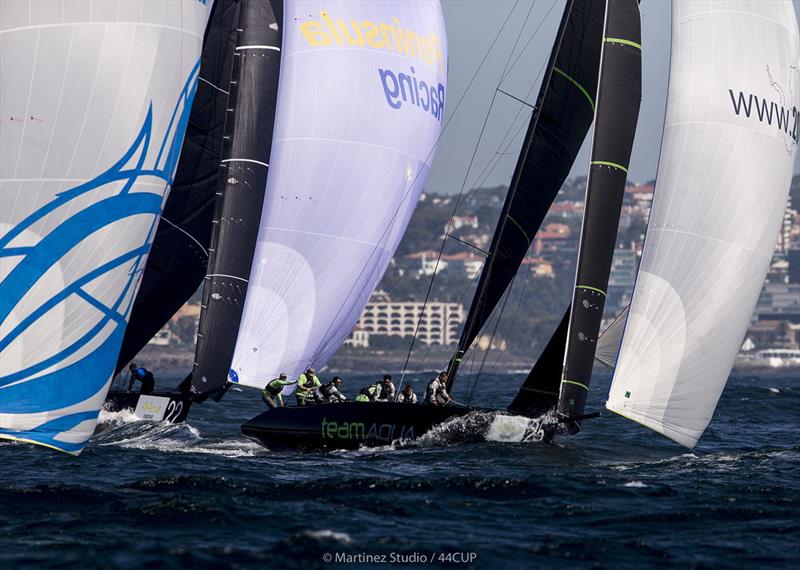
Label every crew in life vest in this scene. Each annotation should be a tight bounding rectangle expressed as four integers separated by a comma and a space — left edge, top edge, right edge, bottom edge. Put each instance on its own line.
127, 363, 155, 395
376, 375, 396, 401
295, 368, 321, 406
319, 377, 347, 402
425, 371, 451, 406
261, 373, 297, 409
355, 382, 381, 402
397, 384, 417, 404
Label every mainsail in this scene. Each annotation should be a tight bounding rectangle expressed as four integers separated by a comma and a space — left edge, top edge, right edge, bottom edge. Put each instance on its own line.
606, 0, 800, 447
0, 0, 209, 453
116, 0, 240, 374
190, 0, 283, 400
229, 0, 448, 389
447, 0, 605, 390
558, 0, 642, 420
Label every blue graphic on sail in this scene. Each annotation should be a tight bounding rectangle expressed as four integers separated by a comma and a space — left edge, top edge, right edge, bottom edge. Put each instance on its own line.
0, 61, 200, 454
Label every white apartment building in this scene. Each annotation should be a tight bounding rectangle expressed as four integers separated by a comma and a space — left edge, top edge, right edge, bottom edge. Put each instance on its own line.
356, 294, 466, 346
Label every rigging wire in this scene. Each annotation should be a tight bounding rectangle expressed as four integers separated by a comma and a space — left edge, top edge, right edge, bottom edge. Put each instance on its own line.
383, 5, 557, 301
398, 0, 537, 383
309, 0, 524, 366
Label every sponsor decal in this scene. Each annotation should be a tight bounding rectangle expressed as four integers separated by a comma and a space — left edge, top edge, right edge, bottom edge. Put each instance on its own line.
729, 89, 799, 143
134, 396, 170, 421
321, 418, 415, 441
299, 10, 446, 119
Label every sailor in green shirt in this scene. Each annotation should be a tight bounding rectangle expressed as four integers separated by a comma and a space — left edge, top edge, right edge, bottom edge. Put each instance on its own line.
295, 368, 321, 406
261, 373, 297, 409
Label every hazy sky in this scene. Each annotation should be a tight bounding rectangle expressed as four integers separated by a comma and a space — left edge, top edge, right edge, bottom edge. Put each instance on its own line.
426, 0, 800, 195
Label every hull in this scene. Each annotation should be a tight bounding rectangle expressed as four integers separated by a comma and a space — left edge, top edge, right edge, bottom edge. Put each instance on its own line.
241, 402, 486, 451
103, 391, 191, 423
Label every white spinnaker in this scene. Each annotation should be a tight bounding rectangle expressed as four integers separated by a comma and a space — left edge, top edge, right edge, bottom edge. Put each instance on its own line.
0, 0, 210, 453
230, 0, 447, 389
606, 0, 799, 448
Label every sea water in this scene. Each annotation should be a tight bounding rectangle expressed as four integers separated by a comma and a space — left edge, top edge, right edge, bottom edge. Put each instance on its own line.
1, 373, 797, 569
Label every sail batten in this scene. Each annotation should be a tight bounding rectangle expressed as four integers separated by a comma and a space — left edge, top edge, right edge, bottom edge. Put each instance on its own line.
606, 0, 800, 448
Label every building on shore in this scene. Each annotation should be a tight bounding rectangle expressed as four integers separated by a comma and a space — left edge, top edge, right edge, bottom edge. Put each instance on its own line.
349, 291, 465, 346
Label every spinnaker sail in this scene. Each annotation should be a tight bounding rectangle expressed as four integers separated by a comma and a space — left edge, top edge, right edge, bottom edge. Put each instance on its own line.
558, 0, 642, 420
0, 0, 209, 453
230, 0, 448, 389
607, 0, 800, 447
447, 0, 605, 390
190, 0, 284, 400
116, 0, 240, 374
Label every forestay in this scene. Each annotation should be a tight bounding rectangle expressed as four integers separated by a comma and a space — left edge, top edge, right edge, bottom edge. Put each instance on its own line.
230, 0, 447, 388
607, 0, 800, 447
0, 0, 210, 453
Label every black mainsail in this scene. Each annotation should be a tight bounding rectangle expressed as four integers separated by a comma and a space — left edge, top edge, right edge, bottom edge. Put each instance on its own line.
115, 0, 240, 374
190, 0, 283, 401
447, 0, 605, 390
558, 0, 642, 420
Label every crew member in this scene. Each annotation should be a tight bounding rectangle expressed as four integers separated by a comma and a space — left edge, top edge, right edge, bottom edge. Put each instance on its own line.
127, 363, 155, 395
397, 384, 417, 404
319, 377, 347, 403
295, 368, 321, 406
376, 375, 396, 401
425, 371, 451, 406
261, 373, 296, 409
355, 382, 381, 402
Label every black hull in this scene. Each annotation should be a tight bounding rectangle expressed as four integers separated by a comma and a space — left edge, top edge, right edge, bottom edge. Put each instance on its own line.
103, 391, 191, 423
241, 402, 489, 451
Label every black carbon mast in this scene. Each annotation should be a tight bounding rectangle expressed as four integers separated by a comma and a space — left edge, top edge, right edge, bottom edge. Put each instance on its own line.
115, 0, 240, 375
446, 0, 606, 393
190, 0, 283, 401
557, 0, 642, 422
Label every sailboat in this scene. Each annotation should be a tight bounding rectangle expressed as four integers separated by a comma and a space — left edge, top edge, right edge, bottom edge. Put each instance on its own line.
457, 0, 798, 449
104, 0, 281, 422
0, 0, 210, 454
106, 0, 451, 430
245, 0, 799, 452
242, 0, 614, 450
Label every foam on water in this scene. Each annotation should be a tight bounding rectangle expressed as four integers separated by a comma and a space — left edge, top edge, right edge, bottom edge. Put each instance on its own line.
93, 416, 266, 458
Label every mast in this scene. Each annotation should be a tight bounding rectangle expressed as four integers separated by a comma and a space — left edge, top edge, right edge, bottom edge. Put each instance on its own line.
557, 0, 642, 421
190, 0, 283, 401
116, 0, 241, 375
447, 0, 606, 391
606, 0, 799, 447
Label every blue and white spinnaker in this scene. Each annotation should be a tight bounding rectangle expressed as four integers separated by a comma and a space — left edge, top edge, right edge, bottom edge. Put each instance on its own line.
0, 0, 211, 453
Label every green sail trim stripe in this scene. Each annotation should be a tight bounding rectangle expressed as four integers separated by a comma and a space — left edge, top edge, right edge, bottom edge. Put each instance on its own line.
590, 160, 628, 173
552, 66, 595, 112
561, 379, 589, 391
520, 387, 559, 396
506, 215, 531, 246
604, 37, 642, 50
576, 284, 607, 296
